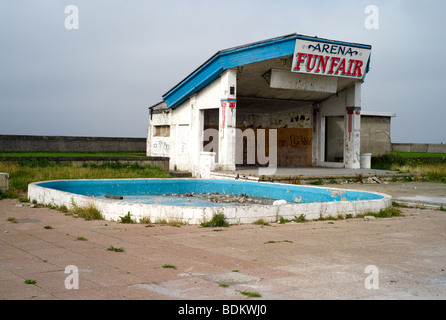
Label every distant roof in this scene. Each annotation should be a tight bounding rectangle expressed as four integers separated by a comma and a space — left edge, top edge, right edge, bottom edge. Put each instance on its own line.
162, 33, 372, 110
149, 101, 167, 110
362, 111, 396, 117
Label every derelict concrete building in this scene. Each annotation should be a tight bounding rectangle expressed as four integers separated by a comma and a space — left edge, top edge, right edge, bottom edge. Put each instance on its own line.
147, 34, 394, 177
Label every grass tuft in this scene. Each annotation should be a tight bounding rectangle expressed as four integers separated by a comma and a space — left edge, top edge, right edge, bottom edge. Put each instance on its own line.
120, 212, 135, 224
107, 245, 124, 252
239, 291, 261, 298
201, 212, 229, 228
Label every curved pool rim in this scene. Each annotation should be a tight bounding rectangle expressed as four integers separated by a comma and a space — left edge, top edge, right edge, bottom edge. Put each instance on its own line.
28, 178, 392, 225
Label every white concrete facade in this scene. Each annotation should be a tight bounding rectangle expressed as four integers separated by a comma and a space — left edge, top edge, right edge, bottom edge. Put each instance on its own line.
146, 35, 373, 176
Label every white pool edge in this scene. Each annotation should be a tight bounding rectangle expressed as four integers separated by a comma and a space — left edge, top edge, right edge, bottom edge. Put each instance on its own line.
28, 179, 393, 225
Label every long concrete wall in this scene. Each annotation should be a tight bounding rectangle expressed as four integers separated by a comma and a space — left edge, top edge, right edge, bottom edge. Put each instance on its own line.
392, 143, 446, 154
0, 135, 146, 153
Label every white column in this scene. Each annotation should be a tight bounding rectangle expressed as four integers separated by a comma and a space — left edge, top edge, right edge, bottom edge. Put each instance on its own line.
189, 95, 203, 175
218, 69, 237, 171
344, 82, 362, 169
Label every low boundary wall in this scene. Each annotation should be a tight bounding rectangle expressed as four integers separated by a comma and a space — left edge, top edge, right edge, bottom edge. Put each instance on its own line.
392, 143, 446, 154
0, 135, 146, 153
0, 156, 169, 172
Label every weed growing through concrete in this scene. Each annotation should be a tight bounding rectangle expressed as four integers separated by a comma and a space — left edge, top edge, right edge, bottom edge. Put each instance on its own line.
219, 284, 229, 288
155, 218, 185, 227
358, 207, 402, 219
239, 291, 261, 298
7, 217, 17, 223
201, 212, 229, 228
120, 212, 135, 224
107, 245, 124, 252
76, 236, 87, 241
139, 216, 152, 224
24, 280, 37, 285
264, 240, 293, 244
278, 216, 290, 224
254, 218, 270, 226
294, 214, 306, 223
67, 200, 103, 221
162, 264, 177, 270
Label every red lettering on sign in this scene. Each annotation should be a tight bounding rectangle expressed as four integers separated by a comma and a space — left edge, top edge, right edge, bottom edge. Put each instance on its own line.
306, 54, 317, 72
335, 58, 346, 75
346, 59, 354, 76
352, 60, 363, 77
328, 57, 340, 74
315, 55, 329, 73
294, 53, 307, 71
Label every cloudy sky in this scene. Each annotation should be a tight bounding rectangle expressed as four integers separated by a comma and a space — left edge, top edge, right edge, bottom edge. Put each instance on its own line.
1, 0, 445, 143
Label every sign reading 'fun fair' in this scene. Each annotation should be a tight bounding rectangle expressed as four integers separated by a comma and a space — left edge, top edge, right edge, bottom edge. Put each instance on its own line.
291, 39, 371, 79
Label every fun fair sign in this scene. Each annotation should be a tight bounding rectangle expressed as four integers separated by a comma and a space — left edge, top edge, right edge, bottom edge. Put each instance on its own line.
291, 39, 371, 79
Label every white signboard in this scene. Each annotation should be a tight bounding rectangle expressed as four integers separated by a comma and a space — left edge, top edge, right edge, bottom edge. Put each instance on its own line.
291, 39, 371, 79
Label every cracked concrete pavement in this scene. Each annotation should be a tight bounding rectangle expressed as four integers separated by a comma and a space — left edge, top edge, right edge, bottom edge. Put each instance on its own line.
1, 181, 445, 300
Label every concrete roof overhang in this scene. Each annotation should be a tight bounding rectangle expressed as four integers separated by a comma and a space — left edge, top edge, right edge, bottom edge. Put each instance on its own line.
162, 33, 372, 110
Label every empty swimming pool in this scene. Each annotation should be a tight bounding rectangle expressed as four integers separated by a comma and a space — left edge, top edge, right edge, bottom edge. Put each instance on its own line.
28, 179, 392, 224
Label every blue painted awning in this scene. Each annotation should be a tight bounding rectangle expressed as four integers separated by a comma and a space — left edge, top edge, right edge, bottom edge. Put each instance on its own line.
162, 33, 371, 110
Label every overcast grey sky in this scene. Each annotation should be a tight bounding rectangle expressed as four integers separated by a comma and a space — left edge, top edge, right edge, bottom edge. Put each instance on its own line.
1, 0, 445, 143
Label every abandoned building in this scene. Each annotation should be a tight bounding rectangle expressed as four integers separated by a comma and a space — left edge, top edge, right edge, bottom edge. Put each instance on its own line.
146, 34, 394, 177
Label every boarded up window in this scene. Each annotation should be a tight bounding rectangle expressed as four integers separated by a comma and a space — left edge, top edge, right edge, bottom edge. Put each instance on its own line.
154, 125, 170, 137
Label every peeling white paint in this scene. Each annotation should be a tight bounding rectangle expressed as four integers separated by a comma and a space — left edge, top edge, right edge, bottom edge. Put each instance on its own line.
28, 180, 392, 225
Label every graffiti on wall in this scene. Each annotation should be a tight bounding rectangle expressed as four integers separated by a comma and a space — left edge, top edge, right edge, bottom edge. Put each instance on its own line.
152, 140, 170, 154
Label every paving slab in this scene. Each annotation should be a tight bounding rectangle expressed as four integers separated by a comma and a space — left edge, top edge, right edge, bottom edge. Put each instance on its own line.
1, 182, 446, 300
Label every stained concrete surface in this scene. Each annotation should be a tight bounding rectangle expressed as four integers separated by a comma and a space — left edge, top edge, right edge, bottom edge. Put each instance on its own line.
0, 181, 445, 300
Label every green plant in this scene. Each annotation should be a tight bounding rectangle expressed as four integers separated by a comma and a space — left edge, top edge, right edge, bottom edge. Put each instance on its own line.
239, 291, 261, 298
120, 212, 135, 224
293, 214, 306, 223
278, 216, 290, 224
69, 203, 103, 221
162, 264, 177, 270
7, 217, 17, 223
24, 279, 37, 285
219, 283, 229, 288
308, 179, 323, 185
76, 236, 87, 241
357, 207, 402, 219
201, 212, 229, 228
0, 158, 171, 198
107, 245, 124, 252
139, 216, 152, 224
254, 218, 270, 226
155, 218, 185, 227
43, 225, 53, 229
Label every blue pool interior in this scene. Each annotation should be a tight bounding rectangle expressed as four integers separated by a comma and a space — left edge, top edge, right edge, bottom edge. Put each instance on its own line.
35, 179, 384, 207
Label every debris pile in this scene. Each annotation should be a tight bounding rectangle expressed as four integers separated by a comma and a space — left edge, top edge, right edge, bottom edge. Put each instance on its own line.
164, 192, 274, 205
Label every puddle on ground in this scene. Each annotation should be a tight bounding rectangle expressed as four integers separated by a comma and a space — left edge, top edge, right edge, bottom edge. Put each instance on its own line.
396, 195, 446, 205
